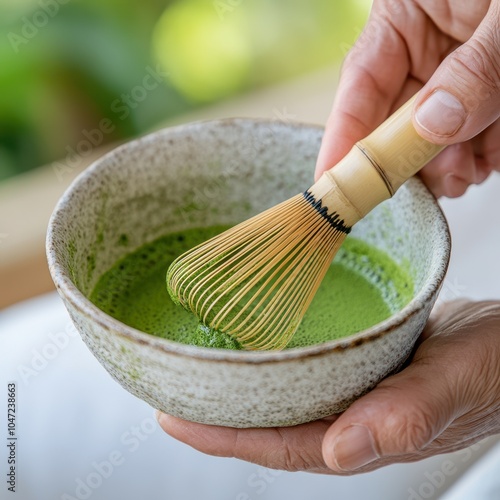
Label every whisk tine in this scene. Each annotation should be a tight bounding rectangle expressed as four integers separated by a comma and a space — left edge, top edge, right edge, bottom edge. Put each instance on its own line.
218, 207, 333, 331
237, 225, 342, 349
167, 192, 350, 350
209, 202, 322, 328
169, 196, 305, 301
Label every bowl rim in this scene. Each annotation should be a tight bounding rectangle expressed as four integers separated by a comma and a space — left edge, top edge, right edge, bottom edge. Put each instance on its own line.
46, 118, 451, 364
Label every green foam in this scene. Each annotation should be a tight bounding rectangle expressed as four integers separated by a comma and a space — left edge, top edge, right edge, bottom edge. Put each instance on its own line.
90, 226, 413, 350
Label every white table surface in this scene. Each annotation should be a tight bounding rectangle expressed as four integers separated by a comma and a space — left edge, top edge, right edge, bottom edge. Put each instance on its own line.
1, 173, 499, 500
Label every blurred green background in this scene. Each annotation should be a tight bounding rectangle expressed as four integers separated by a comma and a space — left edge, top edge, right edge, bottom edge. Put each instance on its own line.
0, 0, 370, 182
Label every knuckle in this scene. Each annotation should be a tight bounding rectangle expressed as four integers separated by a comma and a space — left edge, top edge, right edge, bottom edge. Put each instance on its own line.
265, 430, 319, 472
399, 411, 437, 453
266, 445, 306, 472
375, 386, 438, 455
449, 38, 500, 106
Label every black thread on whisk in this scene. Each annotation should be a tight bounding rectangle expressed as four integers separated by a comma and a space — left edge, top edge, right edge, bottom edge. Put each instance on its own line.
303, 190, 351, 234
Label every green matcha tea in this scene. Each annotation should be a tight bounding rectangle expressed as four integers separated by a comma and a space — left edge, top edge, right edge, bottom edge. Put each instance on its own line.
90, 226, 413, 349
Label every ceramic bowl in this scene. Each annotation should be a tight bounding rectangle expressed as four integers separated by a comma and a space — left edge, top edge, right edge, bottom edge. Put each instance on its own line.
46, 119, 450, 428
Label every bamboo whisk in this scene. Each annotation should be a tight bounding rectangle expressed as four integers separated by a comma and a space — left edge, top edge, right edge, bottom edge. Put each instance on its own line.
167, 95, 445, 350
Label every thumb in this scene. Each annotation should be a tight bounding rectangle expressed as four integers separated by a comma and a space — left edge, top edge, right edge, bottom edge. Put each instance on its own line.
321, 358, 456, 472
413, 2, 500, 144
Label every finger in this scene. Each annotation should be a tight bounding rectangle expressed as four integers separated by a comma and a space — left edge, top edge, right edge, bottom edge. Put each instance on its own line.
419, 142, 478, 197
321, 343, 460, 472
474, 117, 500, 172
315, 2, 411, 179
322, 302, 500, 473
390, 77, 424, 113
321, 377, 454, 472
413, 1, 500, 144
157, 413, 336, 472
418, 117, 500, 197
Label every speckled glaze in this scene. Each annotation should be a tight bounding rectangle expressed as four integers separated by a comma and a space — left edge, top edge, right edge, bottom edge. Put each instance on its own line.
46, 120, 450, 428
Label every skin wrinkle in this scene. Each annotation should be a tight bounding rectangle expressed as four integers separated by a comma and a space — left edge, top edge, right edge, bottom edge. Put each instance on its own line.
253, 424, 326, 472
418, 0, 489, 40
376, 7, 412, 65
383, 0, 456, 83
440, 340, 483, 414
279, 423, 332, 472
303, 430, 330, 470
381, 377, 455, 448
423, 305, 500, 416
384, 2, 434, 81
480, 0, 500, 55
227, 425, 242, 459
356, 7, 405, 61
326, 431, 496, 475
449, 44, 500, 108
448, 411, 500, 448
325, 379, 444, 462
275, 428, 300, 472
341, 16, 408, 92
335, 61, 403, 122
329, 106, 377, 140
473, 334, 500, 410
377, 405, 435, 454
460, 37, 500, 92
189, 422, 234, 458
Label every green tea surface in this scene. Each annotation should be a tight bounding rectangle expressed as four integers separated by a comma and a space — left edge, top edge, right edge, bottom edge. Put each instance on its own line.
90, 226, 413, 349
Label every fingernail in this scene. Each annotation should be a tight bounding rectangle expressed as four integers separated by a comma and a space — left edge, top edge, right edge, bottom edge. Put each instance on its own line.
155, 410, 164, 424
415, 90, 466, 137
333, 425, 378, 471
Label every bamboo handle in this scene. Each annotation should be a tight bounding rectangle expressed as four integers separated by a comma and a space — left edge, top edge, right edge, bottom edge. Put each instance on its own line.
356, 94, 445, 195
310, 94, 446, 227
